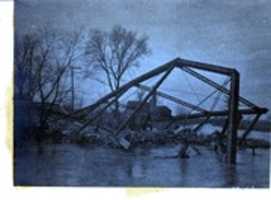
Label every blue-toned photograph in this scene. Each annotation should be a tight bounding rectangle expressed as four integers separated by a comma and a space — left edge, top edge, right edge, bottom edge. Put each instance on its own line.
14, 0, 270, 187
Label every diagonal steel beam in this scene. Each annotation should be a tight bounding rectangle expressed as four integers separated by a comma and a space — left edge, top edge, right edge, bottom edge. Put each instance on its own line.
240, 113, 262, 142
114, 67, 174, 135
135, 84, 207, 113
75, 94, 123, 135
193, 116, 211, 132
176, 58, 234, 75
73, 59, 178, 115
171, 108, 268, 121
179, 66, 257, 109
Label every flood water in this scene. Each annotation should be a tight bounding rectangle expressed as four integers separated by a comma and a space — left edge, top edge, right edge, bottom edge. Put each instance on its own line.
15, 142, 270, 187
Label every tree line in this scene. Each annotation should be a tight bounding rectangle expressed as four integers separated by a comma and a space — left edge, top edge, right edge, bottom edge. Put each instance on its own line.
15, 24, 151, 131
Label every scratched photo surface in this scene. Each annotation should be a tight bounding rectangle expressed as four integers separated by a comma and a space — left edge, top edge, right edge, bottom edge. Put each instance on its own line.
14, 0, 270, 187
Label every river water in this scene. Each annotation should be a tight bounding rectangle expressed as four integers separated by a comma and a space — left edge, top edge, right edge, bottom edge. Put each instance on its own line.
15, 142, 270, 187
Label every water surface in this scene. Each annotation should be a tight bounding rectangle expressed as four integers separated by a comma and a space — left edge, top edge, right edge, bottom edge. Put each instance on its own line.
15, 143, 270, 187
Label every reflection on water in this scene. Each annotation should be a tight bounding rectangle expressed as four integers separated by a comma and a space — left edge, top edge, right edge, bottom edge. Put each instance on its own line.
15, 143, 270, 187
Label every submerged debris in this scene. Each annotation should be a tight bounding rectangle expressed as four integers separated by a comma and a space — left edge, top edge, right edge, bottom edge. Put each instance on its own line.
29, 118, 270, 153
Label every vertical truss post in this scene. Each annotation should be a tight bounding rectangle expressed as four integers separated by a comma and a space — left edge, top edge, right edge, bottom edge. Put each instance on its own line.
114, 67, 174, 135
227, 70, 240, 164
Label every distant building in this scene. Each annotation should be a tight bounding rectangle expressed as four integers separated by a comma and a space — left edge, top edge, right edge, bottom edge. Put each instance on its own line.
151, 105, 172, 120
126, 100, 151, 112
126, 100, 172, 120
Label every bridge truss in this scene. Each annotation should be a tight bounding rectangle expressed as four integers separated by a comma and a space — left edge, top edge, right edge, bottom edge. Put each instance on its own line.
71, 58, 268, 164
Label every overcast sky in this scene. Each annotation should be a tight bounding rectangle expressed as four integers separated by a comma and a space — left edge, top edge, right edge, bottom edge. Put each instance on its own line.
16, 0, 271, 115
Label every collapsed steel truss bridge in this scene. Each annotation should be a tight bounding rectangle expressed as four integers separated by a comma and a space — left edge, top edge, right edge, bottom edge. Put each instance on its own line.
70, 58, 268, 164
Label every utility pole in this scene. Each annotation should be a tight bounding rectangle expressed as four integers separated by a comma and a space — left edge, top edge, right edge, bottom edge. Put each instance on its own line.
70, 66, 81, 111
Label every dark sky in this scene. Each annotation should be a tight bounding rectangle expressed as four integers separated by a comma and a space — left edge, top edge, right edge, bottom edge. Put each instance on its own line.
16, 0, 271, 115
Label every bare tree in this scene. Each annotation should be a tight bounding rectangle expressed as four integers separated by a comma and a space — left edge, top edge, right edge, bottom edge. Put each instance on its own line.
15, 25, 86, 131
85, 25, 151, 114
